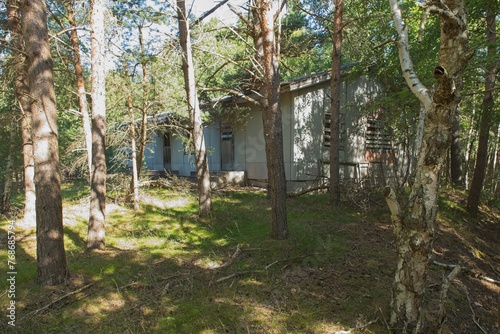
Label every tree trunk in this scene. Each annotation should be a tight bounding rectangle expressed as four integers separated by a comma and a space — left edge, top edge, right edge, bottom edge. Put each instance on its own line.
464, 100, 477, 189
21, 0, 69, 286
177, 0, 212, 216
450, 112, 463, 187
329, 0, 343, 206
490, 124, 500, 194
134, 25, 149, 179
6, 0, 36, 228
386, 0, 470, 332
122, 61, 140, 211
467, 4, 496, 217
255, 0, 288, 239
88, 0, 107, 250
485, 123, 498, 192
1, 121, 16, 212
65, 1, 93, 181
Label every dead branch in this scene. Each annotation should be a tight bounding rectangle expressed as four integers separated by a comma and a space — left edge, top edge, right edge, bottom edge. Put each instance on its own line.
432, 260, 500, 285
214, 271, 257, 284
212, 244, 242, 270
462, 285, 489, 334
287, 185, 329, 198
437, 265, 461, 334
264, 253, 326, 270
191, 0, 230, 27
23, 282, 95, 320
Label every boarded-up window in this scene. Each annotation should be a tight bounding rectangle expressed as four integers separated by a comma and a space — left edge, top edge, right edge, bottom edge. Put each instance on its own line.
221, 125, 234, 171
323, 111, 345, 148
163, 132, 171, 170
365, 118, 391, 151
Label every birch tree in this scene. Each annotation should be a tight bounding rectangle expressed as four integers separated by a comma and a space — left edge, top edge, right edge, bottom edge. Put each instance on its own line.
88, 0, 107, 250
21, 0, 69, 285
384, 0, 471, 332
176, 0, 212, 216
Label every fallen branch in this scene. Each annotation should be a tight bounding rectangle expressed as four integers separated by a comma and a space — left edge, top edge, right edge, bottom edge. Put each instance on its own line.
264, 253, 326, 270
437, 265, 461, 334
462, 285, 489, 334
23, 282, 95, 320
214, 270, 258, 284
213, 244, 241, 270
287, 185, 329, 198
432, 260, 500, 285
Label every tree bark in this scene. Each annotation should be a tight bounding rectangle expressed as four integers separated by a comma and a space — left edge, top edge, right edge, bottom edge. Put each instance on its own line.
21, 0, 69, 286
466, 4, 496, 217
450, 112, 463, 187
6, 0, 36, 227
464, 100, 477, 189
177, 0, 212, 216
254, 0, 288, 239
386, 0, 470, 332
88, 0, 107, 250
329, 0, 343, 206
65, 1, 93, 182
133, 25, 149, 179
1, 120, 16, 212
122, 61, 140, 211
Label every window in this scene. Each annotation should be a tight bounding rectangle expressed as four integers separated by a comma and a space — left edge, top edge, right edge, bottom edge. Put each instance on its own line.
365, 118, 392, 150
323, 111, 345, 148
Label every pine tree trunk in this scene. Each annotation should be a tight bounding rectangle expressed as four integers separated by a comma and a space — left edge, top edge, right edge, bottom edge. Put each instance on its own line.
177, 0, 212, 216
255, 0, 288, 239
467, 4, 496, 217
134, 26, 149, 179
490, 124, 500, 194
88, 0, 107, 250
485, 123, 498, 192
450, 113, 463, 186
21, 0, 69, 285
464, 101, 477, 189
1, 121, 16, 212
329, 0, 343, 206
123, 60, 140, 211
65, 1, 92, 181
6, 0, 36, 228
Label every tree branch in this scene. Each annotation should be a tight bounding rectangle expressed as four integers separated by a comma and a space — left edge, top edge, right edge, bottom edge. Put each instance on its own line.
389, 0, 432, 110
191, 0, 230, 28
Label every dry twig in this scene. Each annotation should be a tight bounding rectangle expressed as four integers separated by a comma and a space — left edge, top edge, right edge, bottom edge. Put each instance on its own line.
22, 282, 95, 320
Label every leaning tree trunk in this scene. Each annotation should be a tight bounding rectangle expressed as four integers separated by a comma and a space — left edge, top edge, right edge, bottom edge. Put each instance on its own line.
329, 0, 343, 206
177, 0, 212, 216
466, 4, 496, 217
88, 0, 107, 250
386, 0, 470, 332
6, 0, 36, 227
21, 0, 69, 286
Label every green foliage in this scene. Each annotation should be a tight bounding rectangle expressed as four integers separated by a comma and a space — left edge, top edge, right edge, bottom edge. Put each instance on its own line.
0, 183, 357, 333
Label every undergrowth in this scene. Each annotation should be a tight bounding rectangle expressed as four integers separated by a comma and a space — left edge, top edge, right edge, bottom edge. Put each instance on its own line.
0, 180, 498, 333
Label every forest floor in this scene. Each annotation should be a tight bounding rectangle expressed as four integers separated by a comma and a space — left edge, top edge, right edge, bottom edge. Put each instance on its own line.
0, 177, 499, 333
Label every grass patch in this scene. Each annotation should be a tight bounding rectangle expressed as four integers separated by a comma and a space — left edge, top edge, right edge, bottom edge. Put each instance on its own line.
1, 181, 498, 333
